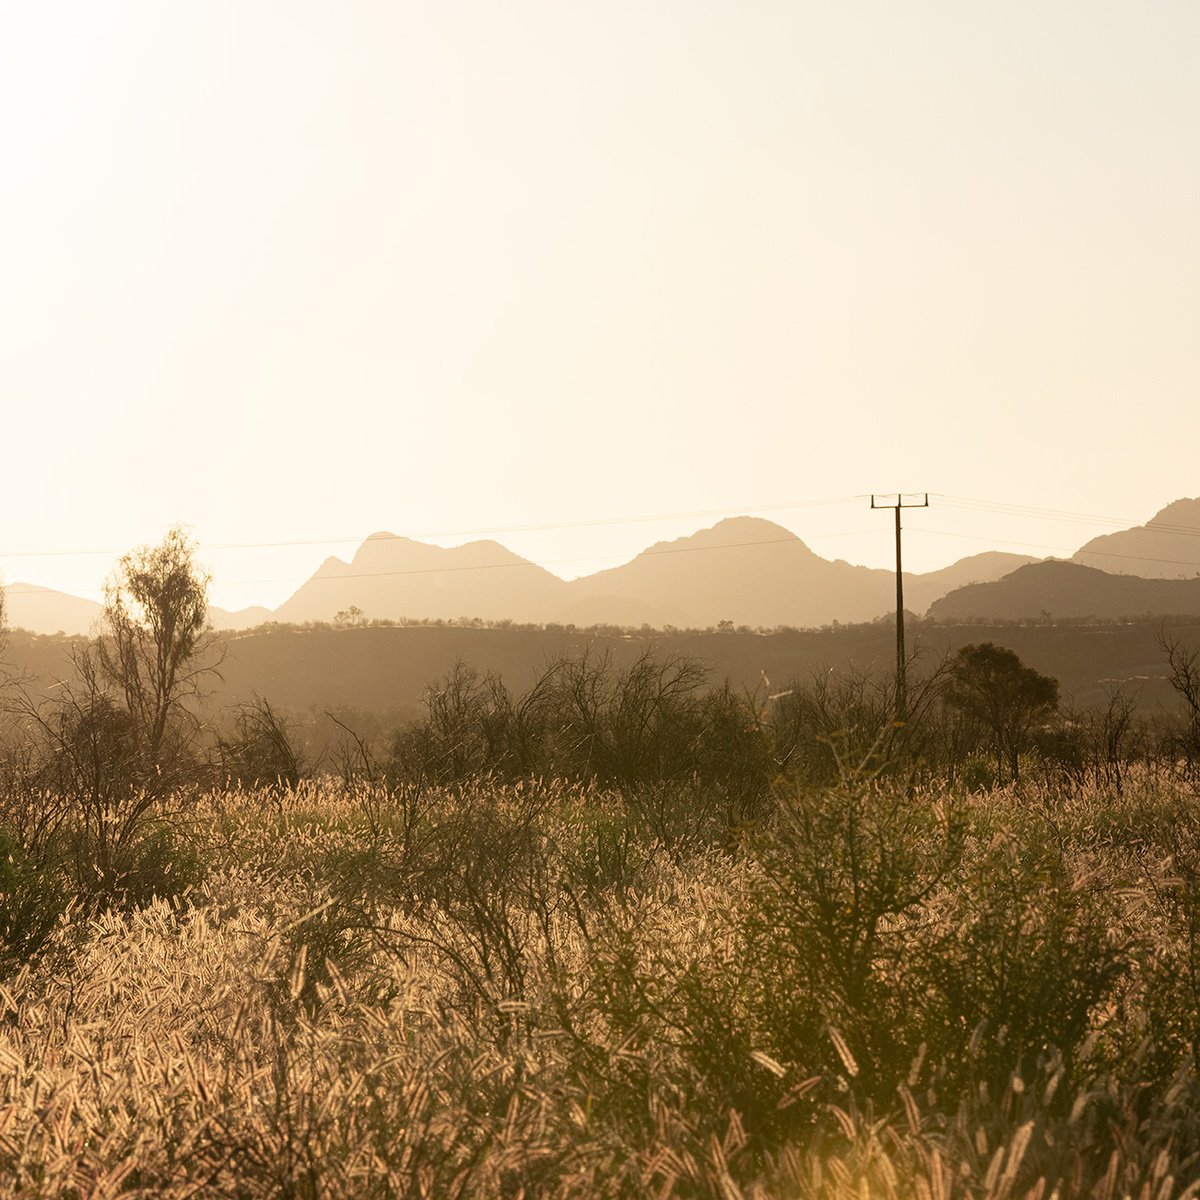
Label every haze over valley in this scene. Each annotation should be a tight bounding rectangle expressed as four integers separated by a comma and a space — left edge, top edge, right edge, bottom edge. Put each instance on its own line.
5, 498, 1198, 638
5, 496, 1199, 723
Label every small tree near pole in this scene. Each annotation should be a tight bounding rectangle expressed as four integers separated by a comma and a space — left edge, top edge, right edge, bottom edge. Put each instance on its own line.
943, 642, 1059, 782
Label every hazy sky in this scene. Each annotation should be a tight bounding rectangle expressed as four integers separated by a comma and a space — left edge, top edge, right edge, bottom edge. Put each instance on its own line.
2, 1, 1197, 612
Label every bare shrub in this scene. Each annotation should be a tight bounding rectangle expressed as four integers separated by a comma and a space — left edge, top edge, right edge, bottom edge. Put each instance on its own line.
216, 696, 303, 790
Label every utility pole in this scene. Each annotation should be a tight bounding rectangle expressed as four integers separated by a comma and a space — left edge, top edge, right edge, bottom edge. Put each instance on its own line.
870, 493, 929, 722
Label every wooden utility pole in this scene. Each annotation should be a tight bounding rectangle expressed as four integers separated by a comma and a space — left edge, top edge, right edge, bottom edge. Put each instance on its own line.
870, 493, 929, 721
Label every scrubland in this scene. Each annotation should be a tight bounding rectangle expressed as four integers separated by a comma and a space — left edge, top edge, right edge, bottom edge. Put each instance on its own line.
3, 765, 1200, 1199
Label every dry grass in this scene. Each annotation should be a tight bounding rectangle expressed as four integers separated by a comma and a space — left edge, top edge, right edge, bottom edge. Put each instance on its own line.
2, 775, 1200, 1197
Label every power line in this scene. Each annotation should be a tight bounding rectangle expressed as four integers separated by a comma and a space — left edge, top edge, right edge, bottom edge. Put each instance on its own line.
2, 494, 1195, 565
935, 494, 1200, 538
1, 527, 885, 597
911, 527, 1200, 572
4, 496, 1199, 602
0, 495, 867, 561
8, 522, 1200, 601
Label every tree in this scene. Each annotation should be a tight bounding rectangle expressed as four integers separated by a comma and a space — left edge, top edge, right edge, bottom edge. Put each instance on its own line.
96, 527, 216, 770
943, 642, 1059, 782
1157, 627, 1200, 771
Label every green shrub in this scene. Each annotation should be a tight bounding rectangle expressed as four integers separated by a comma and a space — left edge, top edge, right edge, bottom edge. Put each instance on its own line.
917, 823, 1129, 1093
0, 825, 66, 972
744, 762, 966, 1101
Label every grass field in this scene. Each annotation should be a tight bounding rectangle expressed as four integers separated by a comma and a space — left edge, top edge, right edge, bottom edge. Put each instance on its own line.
3, 766, 1200, 1198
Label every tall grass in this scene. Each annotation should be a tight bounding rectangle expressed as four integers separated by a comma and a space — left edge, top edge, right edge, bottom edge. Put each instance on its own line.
2, 768, 1200, 1196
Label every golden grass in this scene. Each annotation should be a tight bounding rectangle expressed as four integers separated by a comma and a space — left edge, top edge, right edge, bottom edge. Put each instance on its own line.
1, 776, 1199, 1197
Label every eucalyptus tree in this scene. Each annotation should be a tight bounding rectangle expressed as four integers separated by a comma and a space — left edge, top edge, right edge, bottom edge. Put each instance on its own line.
97, 526, 216, 770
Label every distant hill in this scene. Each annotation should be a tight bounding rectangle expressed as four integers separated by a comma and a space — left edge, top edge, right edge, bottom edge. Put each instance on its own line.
2, 583, 102, 636
209, 605, 274, 631
272, 532, 568, 625
1073, 498, 1200, 578
929, 560, 1200, 622
563, 517, 892, 628
1, 583, 272, 637
902, 552, 1036, 613
565, 518, 1033, 629
14, 499, 1200, 635
554, 593, 688, 629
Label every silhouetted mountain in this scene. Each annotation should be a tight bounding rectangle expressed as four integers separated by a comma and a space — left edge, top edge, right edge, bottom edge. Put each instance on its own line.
2, 583, 102, 636
1072, 498, 1200, 578
563, 518, 887, 627
1, 584, 278, 637
564, 519, 1033, 629
928, 560, 1200, 622
272, 532, 567, 625
209, 605, 274, 631
902, 552, 1036, 612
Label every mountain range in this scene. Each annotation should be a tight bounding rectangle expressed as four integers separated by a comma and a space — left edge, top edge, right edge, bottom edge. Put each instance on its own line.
267, 517, 1035, 631
3, 498, 1198, 636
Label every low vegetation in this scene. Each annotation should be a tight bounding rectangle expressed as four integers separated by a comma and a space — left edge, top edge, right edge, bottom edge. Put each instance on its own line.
4, 769, 1200, 1197
2, 530, 1200, 1197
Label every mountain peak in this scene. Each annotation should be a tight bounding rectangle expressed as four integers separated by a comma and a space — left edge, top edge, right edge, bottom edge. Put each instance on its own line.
1073, 496, 1200, 579
1148, 497, 1200, 527
638, 516, 807, 558
276, 530, 564, 624
709, 515, 797, 537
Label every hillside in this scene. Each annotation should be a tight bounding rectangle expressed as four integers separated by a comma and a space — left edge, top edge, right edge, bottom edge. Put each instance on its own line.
0, 582, 274, 638
928, 559, 1200, 622
563, 517, 892, 628
214, 620, 1200, 714
272, 532, 570, 625
1073, 498, 1200, 578
2, 583, 101, 636
58, 502, 1200, 637
567, 521, 1031, 629
899, 551, 1035, 612
210, 604, 274, 631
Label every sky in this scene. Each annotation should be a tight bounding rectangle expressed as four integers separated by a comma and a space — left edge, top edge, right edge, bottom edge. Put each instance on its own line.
1, 1, 1197, 613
